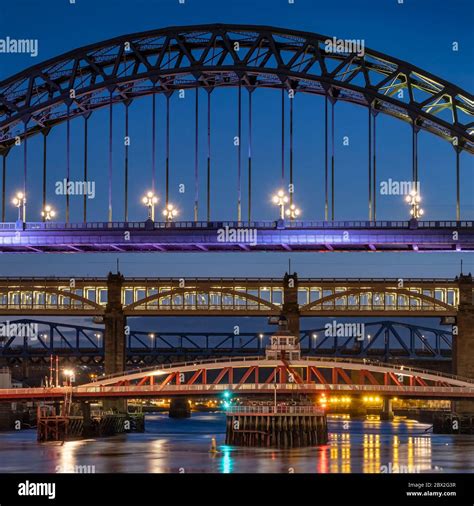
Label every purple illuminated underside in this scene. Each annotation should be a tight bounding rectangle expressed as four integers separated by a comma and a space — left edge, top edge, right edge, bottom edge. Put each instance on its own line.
0, 220, 471, 253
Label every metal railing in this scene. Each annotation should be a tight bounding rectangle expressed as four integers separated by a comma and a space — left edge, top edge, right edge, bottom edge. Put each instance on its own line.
0, 220, 472, 232
76, 383, 474, 395
75, 383, 474, 395
226, 405, 324, 415
2, 383, 474, 399
88, 355, 267, 383
0, 275, 459, 284
0, 387, 68, 395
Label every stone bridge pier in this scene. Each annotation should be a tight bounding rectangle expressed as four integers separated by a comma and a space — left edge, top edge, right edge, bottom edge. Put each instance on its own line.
282, 272, 300, 337
103, 272, 127, 414
453, 273, 474, 415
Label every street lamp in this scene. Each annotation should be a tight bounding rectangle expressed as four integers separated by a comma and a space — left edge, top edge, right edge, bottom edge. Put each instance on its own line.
272, 190, 289, 219
405, 190, 424, 219
41, 205, 56, 221
12, 192, 26, 221
63, 368, 75, 386
285, 203, 301, 220
142, 191, 158, 221
163, 203, 178, 222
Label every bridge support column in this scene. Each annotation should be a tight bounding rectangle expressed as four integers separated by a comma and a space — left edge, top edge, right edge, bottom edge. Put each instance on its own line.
103, 272, 126, 414
0, 403, 14, 430
282, 272, 300, 337
350, 398, 367, 418
80, 401, 95, 437
453, 274, 474, 415
169, 398, 191, 418
21, 361, 30, 382
350, 371, 369, 417
380, 398, 394, 421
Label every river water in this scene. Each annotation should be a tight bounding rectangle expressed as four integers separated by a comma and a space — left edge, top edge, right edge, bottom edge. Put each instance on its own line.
0, 413, 473, 474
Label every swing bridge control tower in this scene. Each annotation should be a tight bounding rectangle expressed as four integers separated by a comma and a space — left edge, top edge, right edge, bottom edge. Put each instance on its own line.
265, 318, 302, 362
225, 318, 328, 448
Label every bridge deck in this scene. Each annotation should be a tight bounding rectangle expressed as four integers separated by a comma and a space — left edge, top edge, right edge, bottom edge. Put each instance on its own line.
0, 383, 473, 401
0, 221, 472, 253
1, 357, 472, 401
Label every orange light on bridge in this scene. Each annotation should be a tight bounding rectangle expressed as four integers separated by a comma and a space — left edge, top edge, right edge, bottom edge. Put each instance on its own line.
363, 396, 382, 404
319, 394, 328, 409
328, 396, 352, 404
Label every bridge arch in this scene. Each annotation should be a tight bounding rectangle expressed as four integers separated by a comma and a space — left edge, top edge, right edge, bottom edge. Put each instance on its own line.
0, 24, 472, 153
299, 287, 456, 313
123, 286, 281, 313
81, 356, 474, 389
0, 286, 104, 312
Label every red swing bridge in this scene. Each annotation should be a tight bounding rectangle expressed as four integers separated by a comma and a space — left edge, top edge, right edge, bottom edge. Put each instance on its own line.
1, 355, 474, 403
2, 322, 474, 444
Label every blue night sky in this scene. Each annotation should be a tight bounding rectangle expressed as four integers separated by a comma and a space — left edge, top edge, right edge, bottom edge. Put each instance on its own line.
0, 0, 472, 279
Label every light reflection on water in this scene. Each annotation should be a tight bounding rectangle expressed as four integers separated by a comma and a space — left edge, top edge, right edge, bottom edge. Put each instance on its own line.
0, 413, 473, 473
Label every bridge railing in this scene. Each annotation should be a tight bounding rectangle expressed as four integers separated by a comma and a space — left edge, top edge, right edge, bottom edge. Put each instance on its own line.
0, 387, 68, 395
0, 220, 472, 232
89, 355, 267, 383
2, 383, 474, 399
227, 405, 324, 415
0, 275, 455, 283
72, 383, 474, 395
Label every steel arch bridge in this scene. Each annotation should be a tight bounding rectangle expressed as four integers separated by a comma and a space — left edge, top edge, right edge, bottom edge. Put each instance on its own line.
0, 318, 453, 365
0, 276, 460, 316
0, 357, 473, 402
1, 24, 472, 150
0, 24, 472, 253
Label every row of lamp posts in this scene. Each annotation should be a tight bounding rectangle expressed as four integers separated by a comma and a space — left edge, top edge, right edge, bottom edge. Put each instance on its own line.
10, 189, 424, 223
